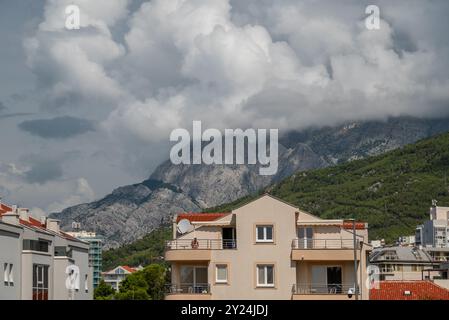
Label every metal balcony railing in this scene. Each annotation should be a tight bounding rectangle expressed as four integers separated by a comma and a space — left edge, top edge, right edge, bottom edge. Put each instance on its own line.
165, 283, 211, 294
292, 283, 357, 295
166, 239, 237, 250
292, 238, 356, 249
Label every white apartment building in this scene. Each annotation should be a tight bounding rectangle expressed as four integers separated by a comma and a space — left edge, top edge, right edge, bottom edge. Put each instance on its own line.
102, 265, 139, 291
416, 205, 449, 248
165, 194, 371, 300
0, 201, 93, 300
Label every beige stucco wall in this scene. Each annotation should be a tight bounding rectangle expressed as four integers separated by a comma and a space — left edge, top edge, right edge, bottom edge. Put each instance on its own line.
208, 195, 298, 300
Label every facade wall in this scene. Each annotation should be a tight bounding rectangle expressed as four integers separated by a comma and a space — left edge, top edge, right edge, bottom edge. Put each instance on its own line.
21, 251, 53, 300
0, 223, 22, 300
210, 196, 298, 300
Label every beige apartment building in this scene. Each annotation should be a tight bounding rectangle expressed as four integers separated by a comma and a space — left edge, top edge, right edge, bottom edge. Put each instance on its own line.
165, 194, 370, 300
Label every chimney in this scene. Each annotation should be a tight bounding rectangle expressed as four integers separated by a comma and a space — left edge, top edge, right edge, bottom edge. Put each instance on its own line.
18, 208, 30, 222
1, 212, 20, 225
46, 218, 61, 233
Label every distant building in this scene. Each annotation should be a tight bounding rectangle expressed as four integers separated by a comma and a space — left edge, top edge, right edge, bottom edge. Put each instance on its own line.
0, 201, 92, 300
398, 235, 415, 247
66, 231, 103, 288
102, 265, 140, 291
369, 246, 442, 281
415, 205, 449, 248
370, 239, 385, 248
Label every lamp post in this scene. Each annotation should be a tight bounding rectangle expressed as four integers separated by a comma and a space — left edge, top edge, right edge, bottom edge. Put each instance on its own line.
350, 218, 359, 300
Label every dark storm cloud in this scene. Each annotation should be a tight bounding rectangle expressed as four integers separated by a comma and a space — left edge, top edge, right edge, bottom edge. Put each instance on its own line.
0, 101, 6, 112
24, 159, 63, 184
18, 116, 95, 139
0, 112, 34, 120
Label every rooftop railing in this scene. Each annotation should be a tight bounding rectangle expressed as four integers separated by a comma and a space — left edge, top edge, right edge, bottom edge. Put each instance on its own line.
292, 238, 356, 249
166, 239, 237, 250
292, 283, 357, 295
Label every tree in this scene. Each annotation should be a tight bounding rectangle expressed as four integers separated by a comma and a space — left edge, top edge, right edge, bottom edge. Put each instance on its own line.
141, 264, 167, 300
113, 264, 167, 300
94, 279, 115, 300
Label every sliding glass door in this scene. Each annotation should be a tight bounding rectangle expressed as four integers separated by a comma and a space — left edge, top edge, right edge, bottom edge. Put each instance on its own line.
180, 266, 208, 293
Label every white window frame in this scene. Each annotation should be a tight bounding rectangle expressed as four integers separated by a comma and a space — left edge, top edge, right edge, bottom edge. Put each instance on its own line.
215, 264, 228, 283
256, 225, 274, 242
85, 274, 89, 293
3, 263, 8, 286
8, 264, 13, 285
256, 264, 274, 287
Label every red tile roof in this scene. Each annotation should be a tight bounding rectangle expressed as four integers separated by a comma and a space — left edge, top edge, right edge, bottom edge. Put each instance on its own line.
342, 221, 367, 230
1, 201, 84, 242
370, 281, 449, 300
0, 203, 13, 214
122, 266, 137, 273
176, 212, 230, 223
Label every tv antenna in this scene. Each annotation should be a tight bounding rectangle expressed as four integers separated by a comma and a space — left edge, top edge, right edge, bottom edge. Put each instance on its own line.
177, 219, 194, 234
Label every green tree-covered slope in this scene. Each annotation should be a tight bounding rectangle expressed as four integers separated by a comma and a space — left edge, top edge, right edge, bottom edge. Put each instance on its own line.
210, 132, 449, 242
102, 227, 171, 271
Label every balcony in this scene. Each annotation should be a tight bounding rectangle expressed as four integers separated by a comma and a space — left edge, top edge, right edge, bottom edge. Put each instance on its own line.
165, 239, 236, 261
165, 283, 211, 300
291, 239, 360, 261
292, 283, 357, 300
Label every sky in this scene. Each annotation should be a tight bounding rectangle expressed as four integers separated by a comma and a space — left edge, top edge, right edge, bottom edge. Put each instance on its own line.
0, 0, 449, 215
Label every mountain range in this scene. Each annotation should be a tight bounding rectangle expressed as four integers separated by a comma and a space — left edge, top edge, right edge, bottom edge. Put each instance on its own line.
50, 116, 449, 248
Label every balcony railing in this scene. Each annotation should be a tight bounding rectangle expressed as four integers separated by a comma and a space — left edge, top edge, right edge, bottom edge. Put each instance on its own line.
292, 238, 356, 249
165, 283, 211, 295
166, 239, 237, 250
292, 283, 357, 295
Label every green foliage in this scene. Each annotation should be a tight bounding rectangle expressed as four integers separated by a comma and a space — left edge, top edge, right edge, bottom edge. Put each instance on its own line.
210, 132, 449, 243
102, 227, 172, 271
114, 288, 150, 300
94, 279, 115, 300
141, 264, 167, 300
114, 264, 167, 300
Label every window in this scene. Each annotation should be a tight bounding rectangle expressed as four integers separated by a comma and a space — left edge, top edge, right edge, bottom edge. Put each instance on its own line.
85, 274, 89, 293
3, 263, 7, 286
298, 227, 313, 248
215, 264, 228, 283
256, 264, 274, 287
55, 246, 72, 257
23, 240, 49, 253
180, 266, 208, 293
3, 263, 13, 286
8, 264, 13, 285
32, 264, 49, 300
256, 225, 273, 242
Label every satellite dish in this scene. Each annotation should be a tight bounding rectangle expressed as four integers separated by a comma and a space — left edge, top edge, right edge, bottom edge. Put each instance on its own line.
177, 219, 194, 234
